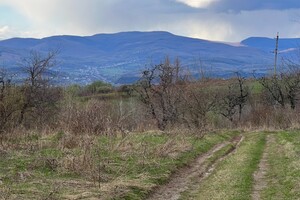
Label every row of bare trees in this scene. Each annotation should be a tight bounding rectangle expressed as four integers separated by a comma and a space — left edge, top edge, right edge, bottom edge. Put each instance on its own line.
1, 51, 300, 134
258, 67, 300, 109
135, 58, 249, 130
136, 57, 300, 130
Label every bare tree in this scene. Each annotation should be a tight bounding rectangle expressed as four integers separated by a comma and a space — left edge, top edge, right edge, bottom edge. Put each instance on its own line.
235, 72, 249, 120
136, 57, 184, 130
0, 69, 22, 132
0, 69, 12, 131
217, 73, 249, 122
258, 75, 285, 108
182, 81, 217, 129
281, 60, 300, 109
19, 50, 61, 125
217, 83, 239, 122
258, 63, 300, 110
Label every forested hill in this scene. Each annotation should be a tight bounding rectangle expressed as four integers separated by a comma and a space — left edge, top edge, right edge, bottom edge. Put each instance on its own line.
0, 31, 299, 84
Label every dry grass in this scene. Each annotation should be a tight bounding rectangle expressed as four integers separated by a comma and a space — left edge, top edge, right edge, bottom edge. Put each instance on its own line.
0, 129, 239, 199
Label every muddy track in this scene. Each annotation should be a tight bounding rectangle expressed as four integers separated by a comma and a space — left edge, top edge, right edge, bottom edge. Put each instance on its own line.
200, 134, 244, 180
252, 134, 272, 200
146, 135, 244, 200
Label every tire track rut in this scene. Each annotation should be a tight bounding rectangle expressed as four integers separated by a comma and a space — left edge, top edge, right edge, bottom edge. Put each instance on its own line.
146, 135, 244, 200
252, 134, 272, 200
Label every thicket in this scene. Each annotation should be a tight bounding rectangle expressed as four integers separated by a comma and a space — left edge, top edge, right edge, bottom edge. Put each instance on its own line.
1, 52, 300, 136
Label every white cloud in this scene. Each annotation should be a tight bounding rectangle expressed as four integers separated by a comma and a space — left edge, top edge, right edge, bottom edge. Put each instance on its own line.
153, 14, 234, 41
0, 26, 9, 34
0, 26, 14, 39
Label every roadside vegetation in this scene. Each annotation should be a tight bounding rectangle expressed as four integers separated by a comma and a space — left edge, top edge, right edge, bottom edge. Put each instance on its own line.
1, 51, 300, 199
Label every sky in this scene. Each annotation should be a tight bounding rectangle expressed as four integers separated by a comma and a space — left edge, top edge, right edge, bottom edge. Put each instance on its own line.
0, 0, 300, 42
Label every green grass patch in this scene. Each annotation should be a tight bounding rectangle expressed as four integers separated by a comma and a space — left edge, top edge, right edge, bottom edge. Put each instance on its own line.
188, 132, 266, 200
249, 80, 264, 94
261, 131, 300, 199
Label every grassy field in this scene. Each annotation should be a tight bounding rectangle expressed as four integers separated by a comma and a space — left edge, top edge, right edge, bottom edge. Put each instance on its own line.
0, 130, 299, 200
260, 131, 300, 199
0, 130, 238, 199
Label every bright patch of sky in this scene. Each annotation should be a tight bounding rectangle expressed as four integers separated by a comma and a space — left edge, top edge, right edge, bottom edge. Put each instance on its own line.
0, 5, 31, 39
176, 0, 220, 8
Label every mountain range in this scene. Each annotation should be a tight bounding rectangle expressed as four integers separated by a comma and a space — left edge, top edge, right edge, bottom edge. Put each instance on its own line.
0, 31, 299, 85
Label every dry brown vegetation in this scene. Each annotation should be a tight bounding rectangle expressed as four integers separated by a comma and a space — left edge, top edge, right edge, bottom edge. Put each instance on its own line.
2, 53, 300, 135
1, 52, 300, 199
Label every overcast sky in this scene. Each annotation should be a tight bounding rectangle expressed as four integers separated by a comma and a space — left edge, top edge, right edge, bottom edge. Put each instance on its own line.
0, 0, 300, 41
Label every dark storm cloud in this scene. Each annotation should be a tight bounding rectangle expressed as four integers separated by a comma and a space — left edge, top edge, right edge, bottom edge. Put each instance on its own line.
209, 0, 300, 12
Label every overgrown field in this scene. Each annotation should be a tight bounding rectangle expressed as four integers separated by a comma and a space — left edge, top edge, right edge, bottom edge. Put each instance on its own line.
1, 130, 299, 199
0, 130, 238, 199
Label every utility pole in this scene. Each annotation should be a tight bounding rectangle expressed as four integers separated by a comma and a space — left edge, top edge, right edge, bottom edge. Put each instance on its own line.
274, 32, 279, 76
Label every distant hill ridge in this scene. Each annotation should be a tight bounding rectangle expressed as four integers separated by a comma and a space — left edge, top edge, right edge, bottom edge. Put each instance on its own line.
241, 37, 300, 53
0, 31, 299, 84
